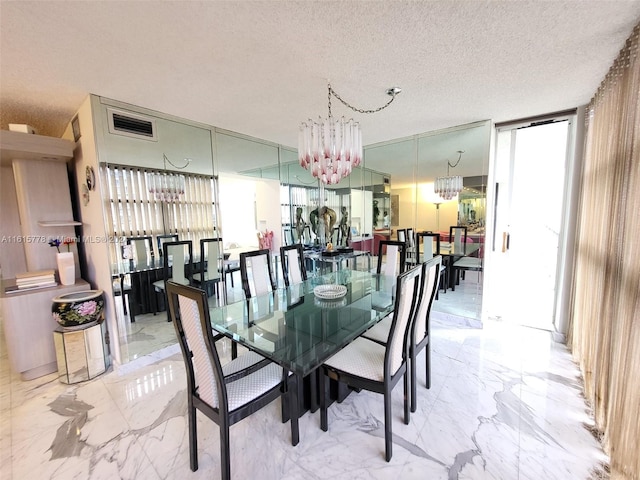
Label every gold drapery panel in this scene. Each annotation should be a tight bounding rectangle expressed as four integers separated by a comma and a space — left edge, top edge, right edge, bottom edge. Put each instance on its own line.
101, 164, 217, 262
568, 23, 639, 480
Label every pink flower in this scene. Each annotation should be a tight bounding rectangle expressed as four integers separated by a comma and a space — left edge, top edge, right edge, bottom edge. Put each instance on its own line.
75, 300, 97, 316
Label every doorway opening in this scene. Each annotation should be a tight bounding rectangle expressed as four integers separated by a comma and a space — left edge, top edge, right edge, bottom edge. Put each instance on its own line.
488, 116, 574, 331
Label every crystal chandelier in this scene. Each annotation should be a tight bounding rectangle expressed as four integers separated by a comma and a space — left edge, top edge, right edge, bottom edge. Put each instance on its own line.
299, 83, 401, 185
147, 154, 191, 202
434, 150, 464, 200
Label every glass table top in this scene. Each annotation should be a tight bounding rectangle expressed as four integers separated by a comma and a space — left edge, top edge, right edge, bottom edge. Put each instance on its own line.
209, 269, 395, 376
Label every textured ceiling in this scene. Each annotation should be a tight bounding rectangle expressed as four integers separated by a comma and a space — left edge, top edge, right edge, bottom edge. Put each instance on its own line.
1, 1, 639, 183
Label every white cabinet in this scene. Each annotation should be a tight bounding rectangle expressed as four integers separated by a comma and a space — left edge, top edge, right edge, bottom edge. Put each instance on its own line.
1, 279, 90, 380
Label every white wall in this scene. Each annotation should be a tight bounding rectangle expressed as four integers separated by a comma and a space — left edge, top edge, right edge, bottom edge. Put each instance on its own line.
62, 95, 120, 365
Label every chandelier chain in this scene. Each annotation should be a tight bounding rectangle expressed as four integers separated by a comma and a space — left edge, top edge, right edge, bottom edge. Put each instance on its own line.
163, 153, 191, 170
447, 150, 464, 175
327, 83, 398, 117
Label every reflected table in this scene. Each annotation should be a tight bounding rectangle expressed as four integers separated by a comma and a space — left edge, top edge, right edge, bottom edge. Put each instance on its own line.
304, 249, 371, 274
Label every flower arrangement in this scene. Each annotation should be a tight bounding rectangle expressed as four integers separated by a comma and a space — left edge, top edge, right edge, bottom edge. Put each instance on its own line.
257, 229, 274, 251
49, 237, 75, 253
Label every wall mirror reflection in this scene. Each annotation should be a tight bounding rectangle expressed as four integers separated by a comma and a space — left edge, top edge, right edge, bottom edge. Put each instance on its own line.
94, 95, 490, 365
365, 120, 490, 325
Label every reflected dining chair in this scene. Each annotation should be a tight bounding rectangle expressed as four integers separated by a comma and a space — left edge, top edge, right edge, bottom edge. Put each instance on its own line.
157, 234, 178, 257
280, 243, 307, 287
240, 249, 276, 299
416, 231, 447, 296
125, 236, 156, 322
449, 226, 468, 250
372, 239, 406, 312
319, 265, 422, 461
166, 281, 298, 480
376, 239, 407, 276
126, 236, 154, 264
153, 240, 193, 321
192, 238, 226, 301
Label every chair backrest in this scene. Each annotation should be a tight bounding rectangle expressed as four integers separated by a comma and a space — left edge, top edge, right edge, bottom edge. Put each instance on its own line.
240, 249, 276, 298
450, 226, 468, 251
397, 229, 407, 244
376, 240, 406, 276
200, 238, 223, 281
280, 244, 307, 287
157, 234, 179, 257
411, 256, 442, 345
126, 236, 153, 264
163, 240, 193, 285
416, 232, 441, 260
407, 228, 416, 248
385, 265, 422, 376
290, 225, 311, 245
167, 281, 227, 411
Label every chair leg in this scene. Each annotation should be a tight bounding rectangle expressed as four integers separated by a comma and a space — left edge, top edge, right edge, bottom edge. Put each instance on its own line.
220, 419, 231, 480
384, 388, 393, 462
426, 342, 431, 390
188, 400, 198, 471
319, 368, 328, 432
404, 371, 410, 424
410, 349, 417, 413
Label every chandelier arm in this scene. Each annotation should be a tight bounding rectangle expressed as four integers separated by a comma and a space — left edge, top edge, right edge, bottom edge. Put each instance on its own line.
328, 85, 399, 115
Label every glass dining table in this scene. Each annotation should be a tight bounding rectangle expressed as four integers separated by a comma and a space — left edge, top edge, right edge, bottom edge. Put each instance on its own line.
208, 269, 396, 444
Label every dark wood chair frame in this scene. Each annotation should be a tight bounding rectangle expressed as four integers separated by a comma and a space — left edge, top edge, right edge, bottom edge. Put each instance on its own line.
415, 231, 447, 297
280, 243, 307, 287
166, 281, 299, 480
319, 265, 422, 461
157, 234, 179, 257
194, 237, 226, 299
408, 256, 442, 412
124, 236, 156, 321
376, 239, 407, 275
160, 240, 193, 321
240, 249, 276, 298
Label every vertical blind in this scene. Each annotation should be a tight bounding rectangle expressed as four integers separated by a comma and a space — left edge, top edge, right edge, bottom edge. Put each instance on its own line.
102, 163, 217, 262
569, 23, 639, 480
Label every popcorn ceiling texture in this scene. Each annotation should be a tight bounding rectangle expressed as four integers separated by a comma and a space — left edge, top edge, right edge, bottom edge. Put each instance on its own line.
1, 1, 638, 149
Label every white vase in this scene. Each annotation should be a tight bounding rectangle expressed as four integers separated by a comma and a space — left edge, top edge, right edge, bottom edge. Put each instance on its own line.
56, 252, 75, 285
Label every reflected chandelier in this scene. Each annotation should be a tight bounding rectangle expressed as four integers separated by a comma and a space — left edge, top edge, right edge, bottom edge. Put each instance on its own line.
147, 154, 191, 202
434, 150, 464, 200
299, 83, 401, 185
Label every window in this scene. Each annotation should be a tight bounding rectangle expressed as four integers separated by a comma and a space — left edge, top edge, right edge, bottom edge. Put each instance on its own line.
102, 164, 217, 261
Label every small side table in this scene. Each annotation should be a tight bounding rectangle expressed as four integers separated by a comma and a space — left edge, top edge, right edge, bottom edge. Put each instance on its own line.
53, 322, 107, 384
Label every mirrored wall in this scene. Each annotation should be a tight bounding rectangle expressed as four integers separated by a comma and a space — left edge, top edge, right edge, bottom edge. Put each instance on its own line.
364, 121, 491, 324
94, 95, 490, 364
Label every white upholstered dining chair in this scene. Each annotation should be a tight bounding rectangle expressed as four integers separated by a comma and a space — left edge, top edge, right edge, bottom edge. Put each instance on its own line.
166, 281, 298, 480
319, 265, 422, 461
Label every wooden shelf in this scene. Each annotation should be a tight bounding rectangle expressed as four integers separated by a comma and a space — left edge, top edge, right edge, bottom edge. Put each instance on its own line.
0, 130, 74, 166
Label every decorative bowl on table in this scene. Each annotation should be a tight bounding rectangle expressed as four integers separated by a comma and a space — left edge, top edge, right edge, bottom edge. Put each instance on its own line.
52, 290, 105, 330
313, 284, 347, 300
314, 296, 348, 309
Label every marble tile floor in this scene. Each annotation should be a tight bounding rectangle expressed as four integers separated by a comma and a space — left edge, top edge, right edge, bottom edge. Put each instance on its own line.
1, 315, 608, 480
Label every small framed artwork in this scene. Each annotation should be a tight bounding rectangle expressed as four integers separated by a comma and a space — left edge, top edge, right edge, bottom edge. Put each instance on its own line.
72, 115, 81, 142
86, 166, 96, 190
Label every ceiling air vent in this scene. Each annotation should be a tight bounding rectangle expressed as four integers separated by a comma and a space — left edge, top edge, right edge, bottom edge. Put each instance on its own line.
107, 108, 157, 141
